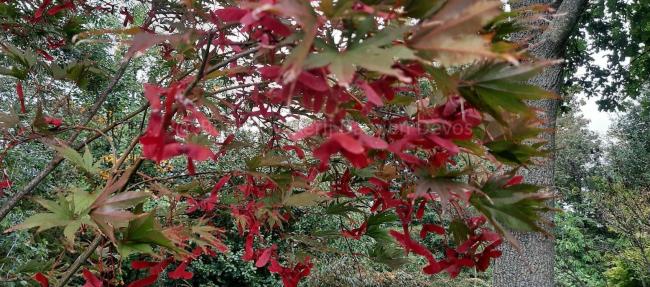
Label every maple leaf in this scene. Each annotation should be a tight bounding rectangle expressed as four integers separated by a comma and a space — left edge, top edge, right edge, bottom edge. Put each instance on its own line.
4, 187, 100, 244
457, 61, 558, 124
420, 223, 445, 239
0, 180, 11, 189
82, 269, 103, 287
408, 0, 502, 65
7, 196, 70, 232
189, 222, 229, 253
90, 190, 150, 244
415, 177, 477, 212
117, 212, 176, 257
53, 144, 102, 176
17, 81, 25, 113
168, 262, 193, 280
124, 32, 186, 60
305, 26, 417, 85
33, 272, 49, 287
470, 175, 554, 246
275, 0, 319, 83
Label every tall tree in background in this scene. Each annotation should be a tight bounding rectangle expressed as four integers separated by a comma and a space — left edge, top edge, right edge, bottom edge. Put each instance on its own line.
493, 0, 588, 286
566, 0, 650, 110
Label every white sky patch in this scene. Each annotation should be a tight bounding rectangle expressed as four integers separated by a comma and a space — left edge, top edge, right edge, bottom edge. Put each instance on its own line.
575, 45, 618, 136
579, 95, 612, 135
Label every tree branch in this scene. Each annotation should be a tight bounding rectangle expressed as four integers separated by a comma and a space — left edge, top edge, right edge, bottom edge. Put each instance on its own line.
0, 103, 146, 222
55, 234, 103, 287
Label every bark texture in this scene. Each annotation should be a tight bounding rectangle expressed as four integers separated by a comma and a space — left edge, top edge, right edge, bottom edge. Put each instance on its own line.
492, 0, 588, 286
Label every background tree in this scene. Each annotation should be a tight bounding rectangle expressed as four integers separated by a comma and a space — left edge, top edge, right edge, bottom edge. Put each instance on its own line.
0, 1, 568, 287
565, 0, 650, 110
551, 95, 650, 287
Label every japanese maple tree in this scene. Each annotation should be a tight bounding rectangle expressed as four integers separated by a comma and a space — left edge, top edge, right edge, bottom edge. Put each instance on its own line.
0, 0, 558, 286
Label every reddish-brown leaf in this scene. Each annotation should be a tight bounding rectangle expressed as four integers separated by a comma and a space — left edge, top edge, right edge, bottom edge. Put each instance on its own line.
330, 133, 364, 154
82, 269, 103, 287
168, 262, 193, 280
33, 272, 49, 287
256, 247, 273, 267
213, 7, 247, 22
17, 81, 25, 113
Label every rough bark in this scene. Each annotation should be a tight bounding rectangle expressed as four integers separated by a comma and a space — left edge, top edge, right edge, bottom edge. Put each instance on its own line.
492, 0, 588, 286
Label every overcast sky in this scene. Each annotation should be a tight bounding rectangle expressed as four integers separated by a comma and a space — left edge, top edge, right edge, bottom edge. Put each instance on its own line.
580, 96, 613, 136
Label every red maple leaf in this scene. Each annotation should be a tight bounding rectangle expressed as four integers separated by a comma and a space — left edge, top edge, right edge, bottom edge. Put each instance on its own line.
32, 272, 49, 287
17, 81, 25, 113
82, 269, 103, 287
168, 261, 193, 280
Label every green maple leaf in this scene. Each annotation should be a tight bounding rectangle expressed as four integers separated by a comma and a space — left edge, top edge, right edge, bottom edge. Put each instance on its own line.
470, 175, 554, 245
5, 188, 99, 244
304, 26, 417, 85
53, 144, 102, 176
283, 191, 329, 207
117, 212, 176, 257
453, 61, 558, 124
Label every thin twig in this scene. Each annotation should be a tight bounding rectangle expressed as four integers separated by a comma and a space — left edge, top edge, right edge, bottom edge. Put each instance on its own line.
55, 234, 103, 287
205, 81, 269, 98
67, 58, 132, 145
0, 103, 146, 222
204, 46, 259, 76
185, 32, 215, 95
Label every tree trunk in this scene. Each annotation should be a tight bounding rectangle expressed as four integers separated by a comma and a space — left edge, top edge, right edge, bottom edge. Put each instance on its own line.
493, 0, 588, 286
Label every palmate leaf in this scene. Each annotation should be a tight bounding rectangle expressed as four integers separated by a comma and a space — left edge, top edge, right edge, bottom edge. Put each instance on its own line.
49, 61, 108, 90
70, 187, 101, 215
485, 140, 548, 166
283, 190, 330, 207
454, 61, 558, 124
5, 188, 99, 243
117, 212, 176, 257
304, 25, 416, 85
415, 177, 478, 212
53, 144, 102, 175
470, 175, 554, 240
5, 195, 74, 233
1, 42, 37, 70
367, 243, 410, 270
408, 0, 502, 65
482, 113, 549, 166
90, 190, 150, 243
363, 211, 399, 244
5, 213, 73, 233
189, 220, 228, 252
